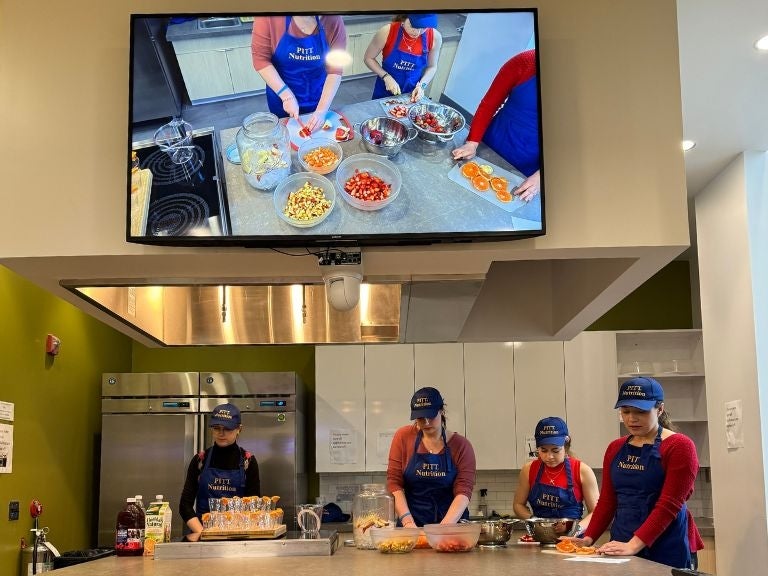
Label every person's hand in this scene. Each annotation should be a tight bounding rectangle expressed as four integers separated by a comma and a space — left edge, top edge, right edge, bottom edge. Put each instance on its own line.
597, 539, 643, 556
384, 75, 401, 95
411, 84, 425, 102
514, 170, 540, 202
558, 535, 594, 547
281, 92, 300, 120
401, 518, 417, 528
304, 109, 327, 133
452, 141, 479, 161
185, 531, 202, 542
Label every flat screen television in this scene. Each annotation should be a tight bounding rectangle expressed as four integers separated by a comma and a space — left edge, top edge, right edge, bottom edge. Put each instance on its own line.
127, 9, 544, 247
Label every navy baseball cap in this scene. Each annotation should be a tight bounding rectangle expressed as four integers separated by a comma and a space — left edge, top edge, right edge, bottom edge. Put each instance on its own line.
210, 403, 241, 429
410, 387, 444, 420
407, 13, 438, 29
615, 377, 664, 411
534, 417, 569, 447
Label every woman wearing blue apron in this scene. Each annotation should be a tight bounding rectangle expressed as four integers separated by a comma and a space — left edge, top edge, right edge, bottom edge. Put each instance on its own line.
577, 378, 702, 568
251, 15, 346, 133
452, 49, 542, 202
364, 14, 443, 102
178, 403, 260, 541
386, 387, 476, 527
513, 417, 599, 532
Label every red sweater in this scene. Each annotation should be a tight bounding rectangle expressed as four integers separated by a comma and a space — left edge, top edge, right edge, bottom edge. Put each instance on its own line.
386, 424, 476, 500
584, 433, 704, 552
466, 49, 537, 144
382, 22, 434, 58
529, 457, 584, 502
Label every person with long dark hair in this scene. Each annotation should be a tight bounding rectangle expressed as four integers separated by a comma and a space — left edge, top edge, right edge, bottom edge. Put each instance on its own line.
386, 387, 476, 527
570, 377, 703, 568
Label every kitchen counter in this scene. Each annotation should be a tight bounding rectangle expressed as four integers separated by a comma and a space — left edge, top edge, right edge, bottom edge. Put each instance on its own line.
52, 542, 675, 576
220, 99, 541, 238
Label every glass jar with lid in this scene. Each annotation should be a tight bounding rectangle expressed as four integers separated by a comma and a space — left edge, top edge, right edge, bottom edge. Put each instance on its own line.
352, 483, 394, 549
235, 112, 291, 190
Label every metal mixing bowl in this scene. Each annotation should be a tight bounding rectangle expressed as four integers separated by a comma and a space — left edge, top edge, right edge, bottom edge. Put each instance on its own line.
523, 518, 580, 545
407, 102, 466, 143
356, 117, 417, 156
460, 519, 515, 546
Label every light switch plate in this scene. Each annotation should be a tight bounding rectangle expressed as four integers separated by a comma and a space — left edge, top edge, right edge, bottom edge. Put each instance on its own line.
8, 500, 19, 521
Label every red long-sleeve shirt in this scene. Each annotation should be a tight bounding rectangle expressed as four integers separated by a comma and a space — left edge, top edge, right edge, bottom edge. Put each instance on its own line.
584, 433, 704, 551
466, 49, 537, 144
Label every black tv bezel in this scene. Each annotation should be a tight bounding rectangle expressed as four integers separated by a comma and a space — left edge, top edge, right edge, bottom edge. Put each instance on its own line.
126, 8, 545, 249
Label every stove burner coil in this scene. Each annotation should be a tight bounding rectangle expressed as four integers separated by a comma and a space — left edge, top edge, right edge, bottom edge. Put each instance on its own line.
148, 193, 210, 237
141, 146, 206, 185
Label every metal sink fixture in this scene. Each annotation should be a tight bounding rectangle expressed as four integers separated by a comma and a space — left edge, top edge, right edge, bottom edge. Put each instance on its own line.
197, 17, 242, 30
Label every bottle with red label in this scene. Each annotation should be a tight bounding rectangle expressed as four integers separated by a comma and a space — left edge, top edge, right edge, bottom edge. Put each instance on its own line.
115, 497, 145, 556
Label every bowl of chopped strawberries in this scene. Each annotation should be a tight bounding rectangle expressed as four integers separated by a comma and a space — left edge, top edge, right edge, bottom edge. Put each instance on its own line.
297, 137, 343, 175
407, 102, 465, 143
335, 153, 401, 211
422, 523, 481, 552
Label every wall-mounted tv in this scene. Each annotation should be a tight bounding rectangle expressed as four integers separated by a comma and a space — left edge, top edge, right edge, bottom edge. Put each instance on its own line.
128, 9, 544, 247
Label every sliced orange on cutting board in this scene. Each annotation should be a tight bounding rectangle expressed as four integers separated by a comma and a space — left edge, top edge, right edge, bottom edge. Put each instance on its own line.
471, 174, 490, 191
461, 161, 481, 178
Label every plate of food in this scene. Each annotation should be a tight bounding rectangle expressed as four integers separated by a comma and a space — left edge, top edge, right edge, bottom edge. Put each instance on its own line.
379, 96, 414, 123
517, 533, 540, 545
283, 111, 353, 150
447, 160, 526, 212
543, 540, 600, 556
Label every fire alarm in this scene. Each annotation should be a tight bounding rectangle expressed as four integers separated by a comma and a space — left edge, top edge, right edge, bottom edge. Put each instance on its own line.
46, 334, 61, 356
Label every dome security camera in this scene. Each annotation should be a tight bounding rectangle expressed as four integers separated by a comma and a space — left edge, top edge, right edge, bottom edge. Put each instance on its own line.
323, 270, 362, 312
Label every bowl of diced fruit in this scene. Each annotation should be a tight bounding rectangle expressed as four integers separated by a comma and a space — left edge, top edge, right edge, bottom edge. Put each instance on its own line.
274, 172, 335, 228
422, 523, 481, 552
369, 527, 421, 554
335, 153, 401, 211
297, 137, 343, 175
407, 102, 465, 143
356, 117, 417, 157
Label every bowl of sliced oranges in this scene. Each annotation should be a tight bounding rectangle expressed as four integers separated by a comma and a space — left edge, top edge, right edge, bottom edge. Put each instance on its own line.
459, 161, 514, 203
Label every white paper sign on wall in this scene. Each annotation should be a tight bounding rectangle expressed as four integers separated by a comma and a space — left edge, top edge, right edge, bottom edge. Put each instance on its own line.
725, 399, 744, 449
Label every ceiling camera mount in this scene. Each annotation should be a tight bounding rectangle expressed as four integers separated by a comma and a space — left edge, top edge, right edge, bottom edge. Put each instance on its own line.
319, 249, 363, 312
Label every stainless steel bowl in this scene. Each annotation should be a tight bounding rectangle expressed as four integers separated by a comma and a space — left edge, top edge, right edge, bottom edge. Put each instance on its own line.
355, 117, 417, 157
524, 518, 580, 545
407, 102, 466, 143
460, 519, 515, 546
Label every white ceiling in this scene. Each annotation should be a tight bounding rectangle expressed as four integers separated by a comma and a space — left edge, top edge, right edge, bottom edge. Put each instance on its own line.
677, 0, 768, 196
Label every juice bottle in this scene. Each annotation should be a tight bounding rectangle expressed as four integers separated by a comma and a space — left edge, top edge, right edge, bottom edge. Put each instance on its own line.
115, 497, 145, 556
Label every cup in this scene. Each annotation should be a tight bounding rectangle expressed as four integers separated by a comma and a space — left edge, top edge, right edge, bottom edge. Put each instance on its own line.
296, 504, 323, 536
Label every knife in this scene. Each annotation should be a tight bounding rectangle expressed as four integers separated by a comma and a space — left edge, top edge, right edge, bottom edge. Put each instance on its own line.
296, 116, 311, 139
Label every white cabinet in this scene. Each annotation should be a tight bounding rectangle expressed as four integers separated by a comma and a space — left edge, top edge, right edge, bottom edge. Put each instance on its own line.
615, 330, 709, 466
364, 345, 415, 471
464, 343, 516, 469
227, 46, 266, 94
315, 345, 366, 472
427, 37, 459, 102
513, 342, 566, 466
415, 343, 466, 433
564, 332, 619, 467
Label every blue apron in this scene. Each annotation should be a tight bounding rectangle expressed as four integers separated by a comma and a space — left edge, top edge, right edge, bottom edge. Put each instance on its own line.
266, 16, 329, 117
609, 427, 690, 568
402, 429, 468, 526
195, 446, 247, 520
483, 75, 540, 177
372, 26, 428, 99
527, 457, 583, 519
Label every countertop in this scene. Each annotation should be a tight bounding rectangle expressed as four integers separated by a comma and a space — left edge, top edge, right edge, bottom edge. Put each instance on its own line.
221, 99, 541, 238
52, 541, 675, 576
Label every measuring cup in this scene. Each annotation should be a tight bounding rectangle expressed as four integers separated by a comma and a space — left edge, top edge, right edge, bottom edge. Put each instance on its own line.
296, 504, 323, 536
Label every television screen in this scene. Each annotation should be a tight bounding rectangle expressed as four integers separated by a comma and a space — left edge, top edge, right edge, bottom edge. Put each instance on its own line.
128, 10, 544, 247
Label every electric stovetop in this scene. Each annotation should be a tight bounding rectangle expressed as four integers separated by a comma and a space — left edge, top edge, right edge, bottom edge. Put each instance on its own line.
132, 128, 231, 238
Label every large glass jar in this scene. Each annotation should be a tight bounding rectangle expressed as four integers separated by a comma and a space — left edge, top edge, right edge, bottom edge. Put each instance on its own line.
352, 483, 394, 550
235, 112, 290, 190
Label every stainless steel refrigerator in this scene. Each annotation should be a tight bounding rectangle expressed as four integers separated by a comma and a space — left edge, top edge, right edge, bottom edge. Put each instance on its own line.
98, 372, 305, 546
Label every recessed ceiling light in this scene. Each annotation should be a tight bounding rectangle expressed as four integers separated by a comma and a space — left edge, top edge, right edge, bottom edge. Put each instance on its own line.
682, 140, 696, 152
756, 35, 768, 51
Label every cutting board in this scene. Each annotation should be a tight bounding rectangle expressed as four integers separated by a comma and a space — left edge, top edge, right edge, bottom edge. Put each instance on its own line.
200, 524, 287, 541
447, 160, 525, 213
378, 96, 414, 124
130, 168, 152, 236
283, 110, 352, 150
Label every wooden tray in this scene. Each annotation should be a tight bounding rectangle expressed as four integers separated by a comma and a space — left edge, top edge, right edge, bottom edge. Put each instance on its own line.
200, 524, 287, 540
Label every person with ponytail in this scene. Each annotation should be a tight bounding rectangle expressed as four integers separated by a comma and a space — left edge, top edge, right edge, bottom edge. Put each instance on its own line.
569, 377, 703, 569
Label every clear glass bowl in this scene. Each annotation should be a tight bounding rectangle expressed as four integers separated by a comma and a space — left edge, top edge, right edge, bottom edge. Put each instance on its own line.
273, 172, 336, 228
297, 137, 343, 175
335, 153, 402, 211
422, 523, 481, 552
369, 527, 421, 553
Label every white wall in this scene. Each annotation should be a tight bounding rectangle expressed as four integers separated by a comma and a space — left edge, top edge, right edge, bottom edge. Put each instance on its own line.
695, 152, 768, 574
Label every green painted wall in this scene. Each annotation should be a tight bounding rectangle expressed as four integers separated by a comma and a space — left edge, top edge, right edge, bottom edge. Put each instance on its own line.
0, 265, 132, 576
588, 260, 694, 330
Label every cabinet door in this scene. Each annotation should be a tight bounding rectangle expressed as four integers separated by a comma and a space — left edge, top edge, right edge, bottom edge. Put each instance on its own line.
464, 343, 516, 469
415, 343, 466, 433
364, 344, 415, 471
175, 51, 234, 102
564, 332, 618, 467
227, 47, 267, 94
315, 345, 365, 472
513, 342, 566, 465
